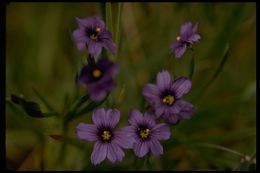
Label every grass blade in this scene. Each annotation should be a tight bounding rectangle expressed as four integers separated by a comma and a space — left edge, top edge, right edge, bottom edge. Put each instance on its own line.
193, 44, 230, 102
196, 143, 244, 157
32, 87, 56, 112
106, 2, 113, 35
115, 3, 122, 46
75, 97, 107, 117
64, 95, 90, 123
208, 44, 230, 85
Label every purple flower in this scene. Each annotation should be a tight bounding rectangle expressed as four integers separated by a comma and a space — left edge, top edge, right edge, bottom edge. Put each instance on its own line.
76, 108, 134, 165
170, 21, 200, 58
78, 57, 119, 101
72, 16, 116, 57
121, 109, 171, 157
142, 70, 195, 124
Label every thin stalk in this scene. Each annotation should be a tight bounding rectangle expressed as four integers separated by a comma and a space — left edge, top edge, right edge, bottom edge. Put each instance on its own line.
198, 143, 244, 157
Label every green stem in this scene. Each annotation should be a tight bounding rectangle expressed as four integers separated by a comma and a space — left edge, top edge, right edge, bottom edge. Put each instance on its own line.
64, 95, 89, 124
58, 119, 68, 163
106, 3, 113, 35
32, 87, 56, 112
198, 143, 244, 157
192, 44, 230, 102
115, 3, 122, 46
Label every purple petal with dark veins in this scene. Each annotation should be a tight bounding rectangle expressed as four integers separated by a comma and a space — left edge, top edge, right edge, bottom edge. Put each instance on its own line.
107, 142, 125, 163
128, 109, 143, 126
90, 141, 108, 165
151, 123, 171, 140
133, 141, 149, 158
142, 84, 160, 102
171, 77, 192, 99
156, 70, 171, 91
76, 123, 98, 141
148, 139, 163, 156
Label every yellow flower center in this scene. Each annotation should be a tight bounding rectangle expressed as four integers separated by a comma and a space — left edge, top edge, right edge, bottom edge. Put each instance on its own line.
162, 95, 175, 105
90, 34, 98, 41
92, 69, 102, 78
102, 130, 111, 141
89, 27, 101, 41
139, 129, 150, 139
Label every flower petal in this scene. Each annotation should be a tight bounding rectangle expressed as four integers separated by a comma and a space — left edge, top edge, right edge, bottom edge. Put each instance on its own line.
75, 123, 98, 141
133, 141, 149, 158
128, 109, 143, 126
174, 44, 187, 58
154, 106, 165, 118
151, 123, 171, 140
78, 65, 92, 84
104, 79, 117, 92
180, 22, 193, 37
142, 84, 160, 101
192, 22, 199, 33
120, 125, 136, 134
91, 16, 105, 29
171, 77, 192, 99
107, 142, 125, 163
176, 100, 196, 119
188, 33, 200, 43
75, 17, 88, 29
102, 39, 117, 55
88, 42, 102, 57
92, 108, 106, 126
143, 112, 156, 127
76, 16, 105, 30
90, 89, 107, 101
114, 130, 135, 149
148, 139, 163, 156
156, 70, 171, 91
99, 30, 112, 39
97, 58, 119, 81
72, 29, 87, 42
76, 42, 87, 51
90, 141, 108, 165
105, 108, 120, 128
162, 113, 179, 124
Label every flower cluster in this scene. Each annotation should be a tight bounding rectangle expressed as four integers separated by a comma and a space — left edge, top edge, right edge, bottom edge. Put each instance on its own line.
76, 108, 170, 165
73, 16, 119, 101
73, 17, 200, 165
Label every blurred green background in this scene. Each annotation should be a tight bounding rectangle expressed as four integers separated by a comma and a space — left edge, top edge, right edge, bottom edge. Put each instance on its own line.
6, 2, 256, 170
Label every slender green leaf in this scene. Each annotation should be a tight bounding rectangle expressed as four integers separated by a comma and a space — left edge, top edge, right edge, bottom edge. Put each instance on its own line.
64, 95, 89, 123
193, 44, 230, 102
115, 3, 122, 46
208, 44, 230, 84
69, 95, 90, 114
74, 95, 109, 117
195, 143, 244, 157
11, 94, 43, 117
10, 94, 57, 118
106, 2, 113, 35
32, 87, 56, 112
